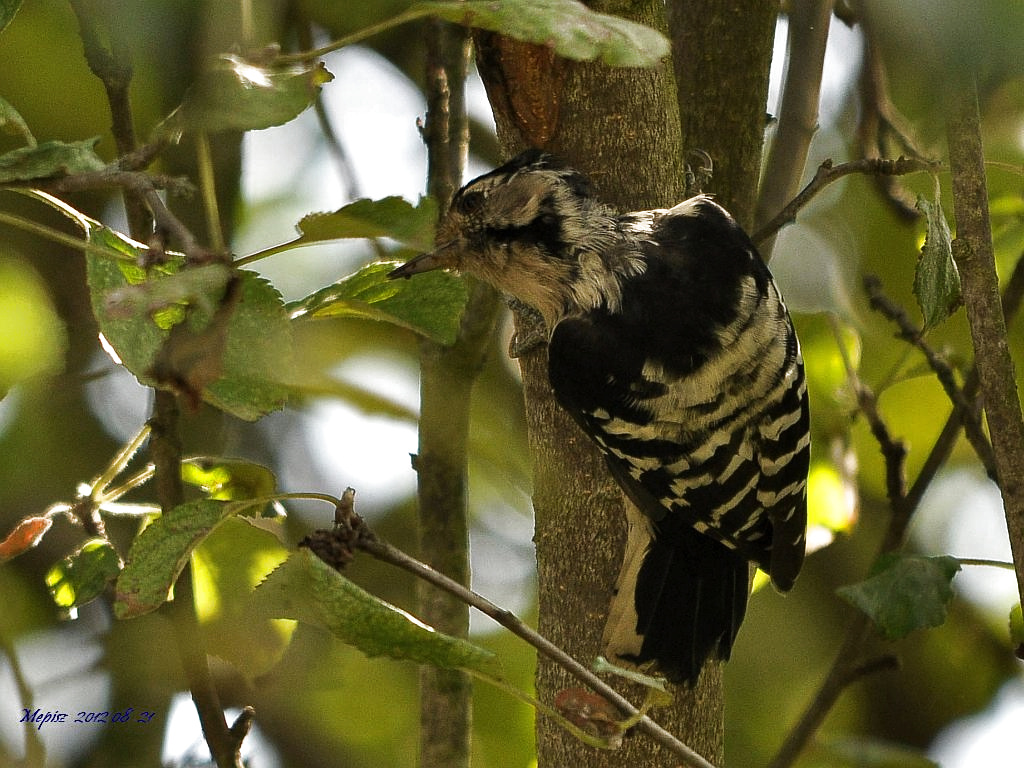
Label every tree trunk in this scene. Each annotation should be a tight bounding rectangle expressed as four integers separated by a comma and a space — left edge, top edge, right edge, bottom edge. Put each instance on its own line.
475, 2, 776, 764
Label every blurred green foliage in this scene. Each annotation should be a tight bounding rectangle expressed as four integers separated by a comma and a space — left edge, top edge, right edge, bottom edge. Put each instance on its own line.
0, 2, 1023, 768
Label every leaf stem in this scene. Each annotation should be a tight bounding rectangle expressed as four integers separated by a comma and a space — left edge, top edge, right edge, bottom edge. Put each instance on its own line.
195, 132, 226, 254
958, 558, 1015, 570
274, 7, 430, 65
0, 209, 129, 262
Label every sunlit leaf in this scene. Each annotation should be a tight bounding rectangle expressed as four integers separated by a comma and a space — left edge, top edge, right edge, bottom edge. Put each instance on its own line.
293, 196, 438, 253
254, 549, 500, 674
290, 260, 468, 345
0, 94, 34, 146
0, 515, 54, 561
0, 138, 104, 182
182, 457, 277, 501
914, 193, 961, 330
806, 448, 858, 551
103, 262, 233, 325
837, 554, 960, 640
192, 517, 293, 680
0, 256, 67, 394
158, 55, 333, 138
415, 0, 670, 67
45, 539, 122, 609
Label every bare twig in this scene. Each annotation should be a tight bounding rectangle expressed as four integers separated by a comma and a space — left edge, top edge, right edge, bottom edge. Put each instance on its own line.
68, 0, 151, 239
753, 0, 833, 259
71, 5, 241, 762
856, 12, 929, 220
301, 494, 716, 768
41, 168, 209, 263
863, 275, 997, 477
752, 156, 937, 245
770, 320, 913, 768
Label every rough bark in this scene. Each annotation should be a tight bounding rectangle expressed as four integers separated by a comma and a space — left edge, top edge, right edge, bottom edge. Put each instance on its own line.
668, 0, 777, 228
946, 85, 1024, 613
474, 0, 777, 764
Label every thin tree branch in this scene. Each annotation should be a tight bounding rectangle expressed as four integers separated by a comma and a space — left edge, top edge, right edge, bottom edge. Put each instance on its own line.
68, 0, 152, 239
41, 169, 208, 263
303, 492, 717, 768
70, 7, 242, 763
770, 320, 912, 768
360, 534, 717, 768
752, 156, 937, 246
947, 84, 1024, 611
855, 11, 928, 220
863, 274, 997, 477
754, 0, 834, 259
415, 18, 500, 768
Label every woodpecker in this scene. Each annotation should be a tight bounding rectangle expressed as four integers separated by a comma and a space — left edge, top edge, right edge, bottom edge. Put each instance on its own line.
389, 150, 809, 684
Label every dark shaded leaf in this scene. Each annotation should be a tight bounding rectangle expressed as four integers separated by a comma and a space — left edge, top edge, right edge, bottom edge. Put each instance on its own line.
46, 539, 122, 610
201, 271, 292, 420
415, 0, 670, 66
0, 138, 104, 182
254, 549, 500, 674
290, 260, 468, 345
158, 55, 333, 138
87, 250, 290, 420
914, 194, 961, 330
837, 554, 961, 640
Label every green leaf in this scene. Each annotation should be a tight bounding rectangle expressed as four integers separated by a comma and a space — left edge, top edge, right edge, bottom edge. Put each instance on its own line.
182, 457, 277, 501
114, 499, 254, 618
158, 55, 333, 138
102, 262, 234, 325
0, 95, 34, 147
254, 549, 500, 675
290, 260, 468, 345
293, 196, 439, 253
192, 517, 293, 680
45, 539, 122, 610
0, 255, 68, 394
837, 554, 961, 640
415, 0, 670, 67
914, 193, 961, 330
0, 138, 105, 183
201, 271, 292, 420
87, 246, 291, 420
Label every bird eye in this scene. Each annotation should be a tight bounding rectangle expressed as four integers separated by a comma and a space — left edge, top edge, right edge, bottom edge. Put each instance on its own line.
456, 190, 485, 215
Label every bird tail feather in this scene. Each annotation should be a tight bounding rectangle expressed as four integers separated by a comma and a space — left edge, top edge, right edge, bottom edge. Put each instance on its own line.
602, 503, 750, 685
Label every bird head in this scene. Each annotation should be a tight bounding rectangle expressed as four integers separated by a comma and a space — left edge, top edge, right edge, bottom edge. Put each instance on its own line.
388, 150, 610, 324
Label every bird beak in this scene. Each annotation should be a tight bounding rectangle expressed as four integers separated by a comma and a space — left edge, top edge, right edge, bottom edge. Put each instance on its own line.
387, 241, 459, 280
